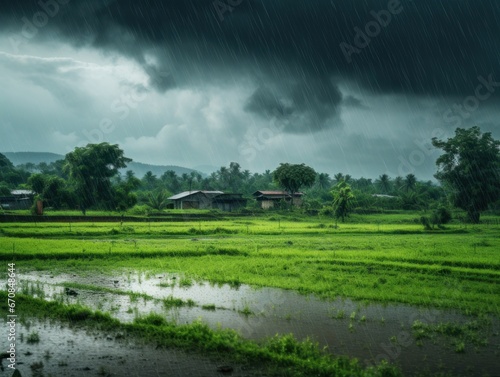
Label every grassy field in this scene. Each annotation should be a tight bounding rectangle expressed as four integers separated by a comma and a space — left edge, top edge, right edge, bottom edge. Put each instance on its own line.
1, 213, 499, 315
1, 212, 499, 376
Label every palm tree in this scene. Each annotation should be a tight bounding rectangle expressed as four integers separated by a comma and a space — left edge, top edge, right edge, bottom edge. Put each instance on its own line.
331, 181, 355, 222
142, 171, 158, 190
334, 173, 344, 183
317, 173, 331, 190
147, 189, 169, 210
393, 176, 404, 194
402, 174, 417, 192
376, 174, 391, 194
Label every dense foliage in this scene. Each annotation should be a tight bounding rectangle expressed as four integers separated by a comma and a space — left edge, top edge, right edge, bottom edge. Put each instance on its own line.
1, 127, 498, 218
432, 126, 500, 223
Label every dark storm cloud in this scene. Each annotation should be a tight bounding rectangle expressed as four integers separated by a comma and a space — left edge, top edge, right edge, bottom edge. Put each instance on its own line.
1, 0, 499, 132
244, 78, 343, 133
343, 95, 369, 110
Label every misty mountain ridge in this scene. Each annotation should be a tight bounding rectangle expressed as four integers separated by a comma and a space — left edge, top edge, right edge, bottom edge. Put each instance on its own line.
2, 152, 203, 178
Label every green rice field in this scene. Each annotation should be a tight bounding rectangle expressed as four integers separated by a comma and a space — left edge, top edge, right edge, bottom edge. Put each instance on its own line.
1, 212, 499, 376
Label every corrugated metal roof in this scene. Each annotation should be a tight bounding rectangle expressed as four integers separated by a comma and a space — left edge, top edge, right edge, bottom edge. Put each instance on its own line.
253, 191, 303, 196
11, 190, 35, 196
168, 191, 223, 200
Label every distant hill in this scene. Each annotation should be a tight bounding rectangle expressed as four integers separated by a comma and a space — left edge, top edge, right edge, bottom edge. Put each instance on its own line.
3, 152, 63, 165
125, 161, 203, 178
2, 152, 202, 178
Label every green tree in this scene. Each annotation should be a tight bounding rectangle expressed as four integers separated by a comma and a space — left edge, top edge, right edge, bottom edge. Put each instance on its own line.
124, 170, 141, 191
161, 170, 181, 193
432, 126, 500, 223
273, 163, 316, 206
0, 153, 27, 187
401, 174, 417, 192
142, 171, 158, 190
333, 173, 344, 183
331, 181, 355, 222
0, 184, 11, 196
147, 189, 171, 210
376, 174, 391, 194
63, 143, 131, 213
28, 173, 46, 195
316, 173, 331, 190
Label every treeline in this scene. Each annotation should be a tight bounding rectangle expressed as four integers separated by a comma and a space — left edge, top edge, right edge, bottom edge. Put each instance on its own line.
1, 144, 445, 213
1, 126, 498, 223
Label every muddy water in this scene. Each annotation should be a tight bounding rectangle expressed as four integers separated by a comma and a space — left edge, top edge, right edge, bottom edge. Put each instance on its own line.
0, 318, 267, 377
4, 271, 500, 376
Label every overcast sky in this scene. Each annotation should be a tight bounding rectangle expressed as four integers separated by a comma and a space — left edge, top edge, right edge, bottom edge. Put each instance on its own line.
0, 0, 499, 179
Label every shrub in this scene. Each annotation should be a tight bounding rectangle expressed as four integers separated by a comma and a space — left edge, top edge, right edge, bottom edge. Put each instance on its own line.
127, 204, 151, 216
135, 313, 167, 326
319, 206, 334, 217
432, 207, 452, 225
420, 216, 432, 230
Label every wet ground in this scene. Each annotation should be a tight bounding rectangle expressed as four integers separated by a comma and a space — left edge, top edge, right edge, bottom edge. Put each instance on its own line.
2, 271, 500, 376
0, 318, 267, 377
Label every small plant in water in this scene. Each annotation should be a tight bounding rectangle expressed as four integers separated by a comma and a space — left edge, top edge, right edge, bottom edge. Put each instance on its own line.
239, 305, 253, 316
455, 341, 465, 353
202, 304, 216, 311
44, 350, 52, 360
27, 331, 40, 344
30, 361, 44, 374
179, 277, 193, 287
337, 310, 345, 319
163, 295, 185, 309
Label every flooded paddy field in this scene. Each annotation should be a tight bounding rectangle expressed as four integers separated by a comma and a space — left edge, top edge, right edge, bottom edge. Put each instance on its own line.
2, 270, 499, 376
0, 317, 267, 377
1, 215, 500, 376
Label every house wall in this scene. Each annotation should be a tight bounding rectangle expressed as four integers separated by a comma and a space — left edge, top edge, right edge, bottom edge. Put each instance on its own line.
258, 197, 302, 209
174, 192, 212, 210
212, 200, 246, 212
260, 200, 275, 209
0, 197, 32, 210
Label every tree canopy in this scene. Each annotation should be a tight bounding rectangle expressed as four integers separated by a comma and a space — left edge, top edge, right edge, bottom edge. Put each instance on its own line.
331, 180, 355, 222
273, 163, 316, 198
432, 126, 500, 223
63, 143, 132, 213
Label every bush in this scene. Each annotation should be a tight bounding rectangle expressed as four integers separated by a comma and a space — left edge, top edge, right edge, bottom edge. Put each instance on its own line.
127, 204, 151, 216
432, 207, 452, 225
319, 206, 334, 217
420, 216, 432, 230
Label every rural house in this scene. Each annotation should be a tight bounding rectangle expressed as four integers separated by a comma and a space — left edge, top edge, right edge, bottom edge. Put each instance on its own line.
252, 191, 304, 209
211, 193, 247, 212
168, 191, 246, 211
0, 190, 34, 210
